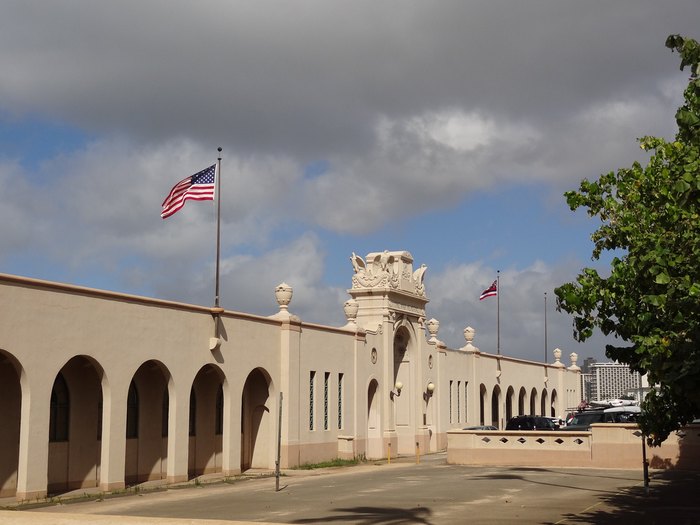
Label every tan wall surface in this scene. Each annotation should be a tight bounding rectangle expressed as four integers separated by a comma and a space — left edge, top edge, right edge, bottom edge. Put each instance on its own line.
447, 424, 700, 470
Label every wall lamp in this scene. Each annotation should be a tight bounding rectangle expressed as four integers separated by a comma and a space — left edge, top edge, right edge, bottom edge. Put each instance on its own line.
424, 382, 435, 401
390, 381, 403, 399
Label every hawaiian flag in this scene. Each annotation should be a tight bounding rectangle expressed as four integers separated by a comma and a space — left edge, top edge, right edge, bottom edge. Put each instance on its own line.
479, 280, 498, 300
161, 164, 216, 219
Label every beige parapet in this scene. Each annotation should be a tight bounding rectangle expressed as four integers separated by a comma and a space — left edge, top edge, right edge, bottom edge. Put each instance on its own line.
447, 424, 700, 470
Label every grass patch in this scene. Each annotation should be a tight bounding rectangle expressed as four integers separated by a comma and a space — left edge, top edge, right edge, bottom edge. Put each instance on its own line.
294, 457, 364, 470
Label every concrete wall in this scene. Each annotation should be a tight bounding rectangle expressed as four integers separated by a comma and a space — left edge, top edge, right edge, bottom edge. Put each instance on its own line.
447, 424, 700, 470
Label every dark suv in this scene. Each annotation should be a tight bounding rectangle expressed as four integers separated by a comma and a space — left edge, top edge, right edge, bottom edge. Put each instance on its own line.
505, 415, 556, 431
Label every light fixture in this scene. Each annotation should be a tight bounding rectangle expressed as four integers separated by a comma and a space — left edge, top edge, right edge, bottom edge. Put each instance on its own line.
424, 382, 435, 401
390, 381, 403, 399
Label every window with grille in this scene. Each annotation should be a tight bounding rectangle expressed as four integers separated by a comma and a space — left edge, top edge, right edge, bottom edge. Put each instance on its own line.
309, 371, 316, 431
449, 380, 453, 424
215, 384, 224, 435
162, 388, 169, 437
49, 372, 69, 442
126, 380, 139, 439
338, 373, 344, 430
324, 372, 330, 430
464, 381, 468, 422
189, 388, 196, 437
457, 381, 461, 423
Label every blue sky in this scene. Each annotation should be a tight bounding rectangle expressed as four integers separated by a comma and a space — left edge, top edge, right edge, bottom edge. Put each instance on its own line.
1, 1, 697, 363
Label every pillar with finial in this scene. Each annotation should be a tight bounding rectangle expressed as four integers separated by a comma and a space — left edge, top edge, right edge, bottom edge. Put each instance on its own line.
426, 318, 440, 344
343, 298, 359, 328
552, 348, 564, 368
568, 352, 581, 371
461, 326, 480, 353
270, 282, 299, 321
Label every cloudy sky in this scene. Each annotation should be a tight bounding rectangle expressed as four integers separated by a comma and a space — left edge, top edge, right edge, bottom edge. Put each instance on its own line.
1, 1, 697, 363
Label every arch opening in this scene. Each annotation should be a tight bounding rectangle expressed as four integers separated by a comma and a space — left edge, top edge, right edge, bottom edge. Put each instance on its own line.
189, 364, 226, 478
366, 379, 381, 459
48, 356, 103, 495
0, 351, 22, 497
125, 360, 171, 485
240, 368, 272, 472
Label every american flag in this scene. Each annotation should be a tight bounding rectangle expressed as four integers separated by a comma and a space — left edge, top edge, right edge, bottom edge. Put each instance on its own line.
161, 164, 216, 219
479, 280, 498, 300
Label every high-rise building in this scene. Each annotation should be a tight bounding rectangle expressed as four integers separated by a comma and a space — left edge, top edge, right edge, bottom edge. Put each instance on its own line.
588, 362, 649, 402
582, 357, 597, 374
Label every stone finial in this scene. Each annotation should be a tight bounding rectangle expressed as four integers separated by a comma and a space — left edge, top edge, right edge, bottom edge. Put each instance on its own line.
461, 326, 479, 353
552, 347, 564, 368
426, 318, 440, 343
464, 326, 475, 343
270, 282, 300, 321
343, 299, 359, 325
275, 282, 293, 310
568, 352, 581, 371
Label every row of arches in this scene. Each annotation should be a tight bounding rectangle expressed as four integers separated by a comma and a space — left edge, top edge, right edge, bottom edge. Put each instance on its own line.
0, 351, 273, 498
479, 384, 559, 429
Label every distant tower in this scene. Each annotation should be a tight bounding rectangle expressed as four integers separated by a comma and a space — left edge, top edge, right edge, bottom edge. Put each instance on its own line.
582, 357, 597, 374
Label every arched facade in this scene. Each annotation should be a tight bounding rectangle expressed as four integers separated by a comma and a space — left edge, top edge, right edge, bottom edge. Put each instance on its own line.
240, 368, 273, 471
48, 356, 103, 494
189, 364, 226, 477
0, 251, 581, 500
0, 351, 22, 497
125, 360, 171, 484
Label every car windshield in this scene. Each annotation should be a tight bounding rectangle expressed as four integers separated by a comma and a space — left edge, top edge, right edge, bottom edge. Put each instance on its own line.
569, 412, 602, 426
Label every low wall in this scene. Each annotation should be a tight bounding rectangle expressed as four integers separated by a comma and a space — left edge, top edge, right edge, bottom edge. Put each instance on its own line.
447, 424, 700, 470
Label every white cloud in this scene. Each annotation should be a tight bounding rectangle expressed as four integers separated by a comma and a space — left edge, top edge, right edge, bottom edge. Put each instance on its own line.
425, 259, 616, 363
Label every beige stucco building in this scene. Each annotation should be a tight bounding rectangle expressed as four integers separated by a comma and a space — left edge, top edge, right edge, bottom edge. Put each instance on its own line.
0, 250, 581, 501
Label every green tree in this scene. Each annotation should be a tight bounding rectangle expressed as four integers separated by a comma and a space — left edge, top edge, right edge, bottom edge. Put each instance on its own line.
555, 35, 700, 446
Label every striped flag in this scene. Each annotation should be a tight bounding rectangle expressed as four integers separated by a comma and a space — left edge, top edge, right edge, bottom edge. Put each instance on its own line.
161, 164, 216, 219
479, 280, 498, 300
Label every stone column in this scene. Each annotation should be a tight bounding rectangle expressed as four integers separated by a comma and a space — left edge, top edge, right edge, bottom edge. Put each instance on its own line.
99, 380, 128, 492
15, 374, 51, 501
166, 374, 190, 484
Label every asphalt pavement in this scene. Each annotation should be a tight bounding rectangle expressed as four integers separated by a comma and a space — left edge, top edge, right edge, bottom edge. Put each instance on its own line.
3, 453, 699, 524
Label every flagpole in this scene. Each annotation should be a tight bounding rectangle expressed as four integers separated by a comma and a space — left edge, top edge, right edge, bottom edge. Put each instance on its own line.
544, 292, 548, 363
497, 270, 500, 355
215, 147, 222, 308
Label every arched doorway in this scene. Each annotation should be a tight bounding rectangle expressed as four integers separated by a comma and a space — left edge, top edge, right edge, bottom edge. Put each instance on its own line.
48, 356, 103, 495
125, 361, 171, 485
240, 368, 272, 471
392, 325, 412, 454
518, 387, 527, 416
541, 389, 549, 417
505, 386, 515, 422
366, 379, 381, 459
189, 364, 225, 477
550, 390, 558, 417
479, 384, 487, 425
491, 385, 501, 428
0, 351, 22, 497
530, 388, 538, 416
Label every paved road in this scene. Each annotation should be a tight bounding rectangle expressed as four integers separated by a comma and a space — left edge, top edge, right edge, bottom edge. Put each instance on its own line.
22, 454, 700, 524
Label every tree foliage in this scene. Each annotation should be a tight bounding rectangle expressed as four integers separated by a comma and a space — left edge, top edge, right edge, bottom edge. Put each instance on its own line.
555, 35, 700, 446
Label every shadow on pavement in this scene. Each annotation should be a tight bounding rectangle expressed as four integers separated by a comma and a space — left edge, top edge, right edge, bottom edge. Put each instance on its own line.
468, 470, 625, 495
291, 505, 432, 524
557, 470, 700, 525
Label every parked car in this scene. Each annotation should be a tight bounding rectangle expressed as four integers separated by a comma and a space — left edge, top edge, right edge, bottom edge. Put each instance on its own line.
505, 415, 556, 431
563, 406, 641, 431
547, 417, 564, 429
462, 425, 498, 430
